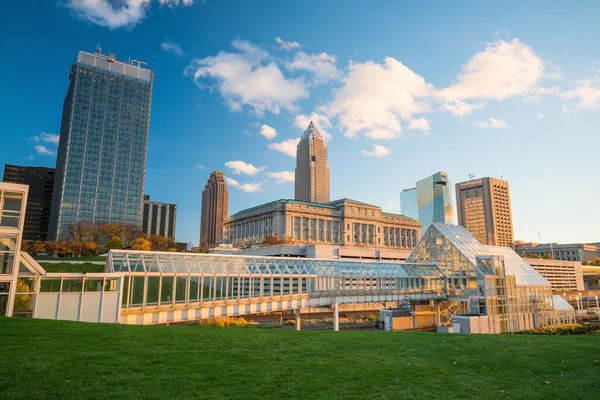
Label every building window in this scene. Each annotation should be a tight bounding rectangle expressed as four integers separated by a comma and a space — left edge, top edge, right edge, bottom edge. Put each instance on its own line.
318, 220, 324, 241
361, 224, 367, 244
353, 223, 360, 243
310, 219, 316, 241
293, 217, 300, 239
332, 221, 339, 243
302, 218, 309, 240
326, 221, 332, 242
384, 227, 389, 246
368, 225, 375, 245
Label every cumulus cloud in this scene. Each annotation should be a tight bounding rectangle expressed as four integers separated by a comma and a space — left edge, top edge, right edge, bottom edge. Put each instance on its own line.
225, 160, 262, 176
275, 37, 300, 51
161, 39, 185, 57
63, 0, 193, 29
267, 171, 295, 183
185, 39, 308, 116
326, 57, 432, 140
561, 78, 600, 111
407, 117, 430, 132
268, 138, 300, 157
286, 52, 340, 83
259, 124, 277, 140
361, 144, 391, 157
439, 100, 484, 117
30, 132, 59, 145
477, 118, 509, 129
35, 145, 56, 156
225, 177, 263, 193
294, 113, 333, 141
439, 39, 546, 114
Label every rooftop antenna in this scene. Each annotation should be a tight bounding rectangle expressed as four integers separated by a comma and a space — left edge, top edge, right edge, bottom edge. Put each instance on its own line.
501, 173, 504, 179
131, 59, 148, 68
538, 230, 541, 243
95, 42, 102, 55
468, 173, 475, 179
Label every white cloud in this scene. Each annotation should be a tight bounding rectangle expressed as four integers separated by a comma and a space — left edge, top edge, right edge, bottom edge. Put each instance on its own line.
385, 201, 400, 212
195, 164, 206, 170
440, 39, 546, 108
267, 171, 295, 183
225, 160, 262, 176
477, 117, 509, 129
537, 112, 544, 118
161, 39, 185, 57
185, 40, 308, 116
35, 145, 56, 156
361, 144, 391, 157
30, 132, 59, 144
268, 138, 300, 157
294, 113, 332, 141
286, 52, 340, 82
407, 117, 430, 132
260, 124, 277, 140
439, 100, 484, 117
225, 177, 263, 193
63, 0, 193, 30
326, 57, 432, 140
25, 155, 34, 161
275, 37, 300, 51
561, 78, 600, 111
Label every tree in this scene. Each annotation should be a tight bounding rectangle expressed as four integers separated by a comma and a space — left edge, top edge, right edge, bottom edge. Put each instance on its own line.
149, 235, 175, 251
44, 241, 58, 257
106, 236, 123, 250
83, 241, 100, 257
543, 254, 552, 260
262, 235, 279, 246
122, 224, 141, 248
71, 241, 84, 257
591, 258, 600, 267
132, 237, 151, 251
528, 253, 542, 259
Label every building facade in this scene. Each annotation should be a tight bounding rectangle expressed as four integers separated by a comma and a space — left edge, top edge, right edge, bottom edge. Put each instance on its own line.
455, 177, 514, 247
142, 195, 176, 239
515, 242, 600, 263
0, 182, 28, 317
3, 165, 55, 241
224, 198, 421, 261
48, 49, 153, 240
415, 171, 453, 232
524, 258, 585, 292
200, 171, 228, 248
400, 188, 418, 221
295, 122, 330, 204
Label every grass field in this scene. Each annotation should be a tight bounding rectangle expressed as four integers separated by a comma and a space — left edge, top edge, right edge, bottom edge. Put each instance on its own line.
34, 256, 107, 262
1, 318, 598, 399
38, 262, 105, 273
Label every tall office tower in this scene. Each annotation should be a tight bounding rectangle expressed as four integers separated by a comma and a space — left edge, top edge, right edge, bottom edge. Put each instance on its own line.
295, 122, 330, 204
3, 165, 55, 241
142, 195, 177, 239
200, 171, 228, 248
48, 49, 153, 240
415, 171, 454, 233
455, 177, 514, 247
400, 188, 419, 220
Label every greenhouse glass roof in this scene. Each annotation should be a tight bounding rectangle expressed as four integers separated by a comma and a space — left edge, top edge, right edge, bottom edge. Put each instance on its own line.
414, 224, 551, 286
552, 295, 575, 311
108, 250, 444, 278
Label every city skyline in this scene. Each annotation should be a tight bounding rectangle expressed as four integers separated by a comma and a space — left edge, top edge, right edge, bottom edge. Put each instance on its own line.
1, 1, 600, 245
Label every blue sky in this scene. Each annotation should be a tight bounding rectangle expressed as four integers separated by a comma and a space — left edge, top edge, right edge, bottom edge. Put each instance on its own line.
1, 1, 600, 246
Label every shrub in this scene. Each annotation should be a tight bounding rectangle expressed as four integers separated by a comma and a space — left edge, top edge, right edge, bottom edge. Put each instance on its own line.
519, 323, 600, 335
200, 317, 248, 328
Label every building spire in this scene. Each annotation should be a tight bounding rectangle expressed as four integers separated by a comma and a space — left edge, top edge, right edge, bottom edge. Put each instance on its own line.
302, 121, 324, 139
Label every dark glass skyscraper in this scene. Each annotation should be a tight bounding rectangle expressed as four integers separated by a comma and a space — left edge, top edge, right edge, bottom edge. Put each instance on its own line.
48, 50, 153, 240
3, 165, 55, 241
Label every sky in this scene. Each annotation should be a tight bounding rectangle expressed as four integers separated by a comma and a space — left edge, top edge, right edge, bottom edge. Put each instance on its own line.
1, 0, 600, 246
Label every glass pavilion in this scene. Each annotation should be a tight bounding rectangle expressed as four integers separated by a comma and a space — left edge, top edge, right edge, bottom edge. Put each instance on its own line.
407, 223, 573, 331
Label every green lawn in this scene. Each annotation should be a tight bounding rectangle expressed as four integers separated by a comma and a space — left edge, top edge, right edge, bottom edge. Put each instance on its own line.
34, 256, 107, 262
38, 262, 105, 273
0, 319, 598, 399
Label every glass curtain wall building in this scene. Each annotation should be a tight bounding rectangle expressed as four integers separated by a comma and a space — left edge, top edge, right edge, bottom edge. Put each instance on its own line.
415, 172, 453, 233
48, 50, 153, 240
407, 223, 570, 332
400, 188, 419, 221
